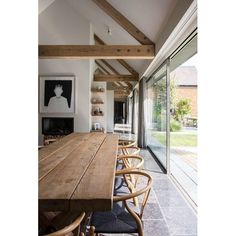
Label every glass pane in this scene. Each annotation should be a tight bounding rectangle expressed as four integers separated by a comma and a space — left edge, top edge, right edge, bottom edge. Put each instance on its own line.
134, 89, 139, 134
146, 63, 167, 168
170, 34, 198, 205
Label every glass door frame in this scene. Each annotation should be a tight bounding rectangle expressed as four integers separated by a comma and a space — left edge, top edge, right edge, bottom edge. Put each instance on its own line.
145, 29, 198, 211
146, 60, 168, 170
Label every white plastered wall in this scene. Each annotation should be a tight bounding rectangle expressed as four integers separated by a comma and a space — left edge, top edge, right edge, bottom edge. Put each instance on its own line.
38, 0, 94, 144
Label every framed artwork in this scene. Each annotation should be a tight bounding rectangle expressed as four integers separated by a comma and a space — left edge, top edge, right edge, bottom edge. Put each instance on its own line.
40, 76, 75, 113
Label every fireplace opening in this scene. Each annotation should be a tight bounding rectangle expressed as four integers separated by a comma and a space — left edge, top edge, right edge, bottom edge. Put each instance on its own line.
42, 117, 74, 135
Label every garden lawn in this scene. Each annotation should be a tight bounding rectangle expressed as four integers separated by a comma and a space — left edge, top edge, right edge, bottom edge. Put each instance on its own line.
152, 132, 197, 147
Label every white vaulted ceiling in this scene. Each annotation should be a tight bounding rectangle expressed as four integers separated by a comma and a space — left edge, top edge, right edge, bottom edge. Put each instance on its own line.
38, 0, 56, 14
39, 0, 193, 77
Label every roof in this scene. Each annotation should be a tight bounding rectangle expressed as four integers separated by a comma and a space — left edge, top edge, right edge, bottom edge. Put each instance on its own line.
172, 66, 197, 86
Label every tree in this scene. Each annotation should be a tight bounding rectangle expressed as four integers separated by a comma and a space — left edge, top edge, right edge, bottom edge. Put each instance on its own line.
175, 99, 191, 123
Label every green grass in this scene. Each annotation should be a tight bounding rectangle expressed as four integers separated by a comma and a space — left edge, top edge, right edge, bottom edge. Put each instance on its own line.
152, 132, 197, 147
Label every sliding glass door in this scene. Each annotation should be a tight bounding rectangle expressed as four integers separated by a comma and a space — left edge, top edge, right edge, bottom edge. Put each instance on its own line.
146, 63, 167, 168
169, 33, 198, 205
145, 30, 198, 206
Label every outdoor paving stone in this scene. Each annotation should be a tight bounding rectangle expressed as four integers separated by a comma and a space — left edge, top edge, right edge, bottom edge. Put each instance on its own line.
154, 189, 188, 208
142, 202, 163, 220
161, 207, 197, 235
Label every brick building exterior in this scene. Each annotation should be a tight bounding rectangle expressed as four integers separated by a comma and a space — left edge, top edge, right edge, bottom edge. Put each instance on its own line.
172, 66, 197, 117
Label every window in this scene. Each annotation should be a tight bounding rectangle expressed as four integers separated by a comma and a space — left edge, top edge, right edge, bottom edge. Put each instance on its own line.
145, 30, 198, 206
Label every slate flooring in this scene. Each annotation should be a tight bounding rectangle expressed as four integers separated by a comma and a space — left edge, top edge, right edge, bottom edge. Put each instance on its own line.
101, 149, 197, 236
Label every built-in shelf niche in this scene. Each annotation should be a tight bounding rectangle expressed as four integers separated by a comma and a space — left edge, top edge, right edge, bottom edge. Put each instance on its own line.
91, 82, 106, 133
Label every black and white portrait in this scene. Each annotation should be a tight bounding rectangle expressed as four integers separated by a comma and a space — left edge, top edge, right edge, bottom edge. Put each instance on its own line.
40, 76, 75, 113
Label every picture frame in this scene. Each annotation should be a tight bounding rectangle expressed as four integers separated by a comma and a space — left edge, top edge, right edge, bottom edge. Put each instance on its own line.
39, 75, 75, 113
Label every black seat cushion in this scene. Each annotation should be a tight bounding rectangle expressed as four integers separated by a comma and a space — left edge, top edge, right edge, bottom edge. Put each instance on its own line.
91, 202, 139, 234
38, 225, 57, 236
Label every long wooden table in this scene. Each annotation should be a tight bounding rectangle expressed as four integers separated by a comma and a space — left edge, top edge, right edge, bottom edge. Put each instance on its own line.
39, 132, 119, 212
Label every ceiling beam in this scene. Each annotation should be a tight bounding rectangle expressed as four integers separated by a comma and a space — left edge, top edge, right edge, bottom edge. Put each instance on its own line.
39, 45, 154, 59
95, 68, 105, 75
94, 34, 106, 45
95, 60, 111, 74
116, 59, 138, 75
114, 90, 130, 95
94, 74, 138, 82
94, 34, 137, 91
94, 34, 139, 75
125, 81, 133, 90
92, 0, 154, 45
109, 85, 129, 91
99, 59, 132, 90
117, 82, 127, 88
95, 60, 126, 91
100, 59, 119, 74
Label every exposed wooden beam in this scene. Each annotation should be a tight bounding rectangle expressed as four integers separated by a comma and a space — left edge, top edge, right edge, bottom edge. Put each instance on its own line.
114, 94, 129, 99
94, 34, 139, 75
125, 81, 133, 90
97, 58, 133, 91
95, 60, 111, 74
94, 74, 138, 82
114, 93, 128, 96
95, 61, 125, 91
92, 0, 154, 45
116, 81, 126, 88
94, 34, 106, 45
116, 59, 138, 75
100, 59, 119, 74
114, 97, 127, 102
108, 82, 129, 90
114, 90, 130, 95
39, 45, 154, 59
95, 68, 105, 75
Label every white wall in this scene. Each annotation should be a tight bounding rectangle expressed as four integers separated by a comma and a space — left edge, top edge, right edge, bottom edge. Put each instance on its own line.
38, 0, 93, 144
106, 91, 114, 133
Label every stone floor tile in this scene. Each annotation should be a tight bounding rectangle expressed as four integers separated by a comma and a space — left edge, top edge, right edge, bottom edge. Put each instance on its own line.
142, 203, 163, 220
154, 190, 188, 208
152, 178, 177, 192
143, 219, 171, 236
161, 207, 197, 235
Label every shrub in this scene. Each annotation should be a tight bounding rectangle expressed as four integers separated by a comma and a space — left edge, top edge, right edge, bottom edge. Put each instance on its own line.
170, 119, 182, 132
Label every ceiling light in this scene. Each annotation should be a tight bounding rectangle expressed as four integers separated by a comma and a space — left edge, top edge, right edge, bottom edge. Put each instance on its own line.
106, 25, 112, 35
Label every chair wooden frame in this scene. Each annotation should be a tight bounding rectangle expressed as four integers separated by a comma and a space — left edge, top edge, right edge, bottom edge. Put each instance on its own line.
118, 139, 136, 148
118, 146, 140, 156
117, 154, 144, 171
43, 212, 95, 236
116, 154, 144, 206
94, 170, 152, 236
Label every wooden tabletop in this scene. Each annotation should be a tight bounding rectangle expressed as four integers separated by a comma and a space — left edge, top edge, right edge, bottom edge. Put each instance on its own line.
39, 132, 119, 212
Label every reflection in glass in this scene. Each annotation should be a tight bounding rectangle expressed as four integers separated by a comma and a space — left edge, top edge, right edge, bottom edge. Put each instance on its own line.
146, 63, 167, 168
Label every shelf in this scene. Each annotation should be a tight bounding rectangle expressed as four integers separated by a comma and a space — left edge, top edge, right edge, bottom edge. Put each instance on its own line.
91, 114, 104, 116
90, 128, 104, 133
91, 102, 104, 105
91, 89, 105, 93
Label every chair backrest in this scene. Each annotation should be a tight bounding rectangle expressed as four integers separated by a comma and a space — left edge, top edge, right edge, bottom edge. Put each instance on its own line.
118, 139, 136, 148
118, 146, 140, 156
117, 154, 144, 171
43, 212, 88, 236
113, 170, 153, 219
